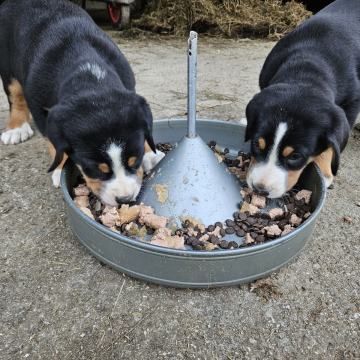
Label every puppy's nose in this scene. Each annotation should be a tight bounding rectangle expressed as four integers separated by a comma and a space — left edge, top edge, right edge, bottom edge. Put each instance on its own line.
253, 184, 269, 197
115, 196, 132, 205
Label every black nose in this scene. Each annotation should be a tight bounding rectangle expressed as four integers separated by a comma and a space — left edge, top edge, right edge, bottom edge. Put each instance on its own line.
115, 196, 132, 204
253, 184, 269, 197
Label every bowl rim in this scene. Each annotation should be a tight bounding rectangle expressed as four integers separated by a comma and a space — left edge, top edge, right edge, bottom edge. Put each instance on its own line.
60, 118, 326, 258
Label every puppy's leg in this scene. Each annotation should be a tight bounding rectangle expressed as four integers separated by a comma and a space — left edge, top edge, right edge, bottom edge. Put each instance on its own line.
314, 147, 334, 188
48, 141, 68, 187
142, 141, 165, 173
1, 79, 34, 145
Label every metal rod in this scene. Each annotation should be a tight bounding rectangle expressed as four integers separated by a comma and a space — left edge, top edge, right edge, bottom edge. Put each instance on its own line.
187, 31, 198, 138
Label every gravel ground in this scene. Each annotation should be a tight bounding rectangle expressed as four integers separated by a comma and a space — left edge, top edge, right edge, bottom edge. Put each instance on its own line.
0, 33, 359, 360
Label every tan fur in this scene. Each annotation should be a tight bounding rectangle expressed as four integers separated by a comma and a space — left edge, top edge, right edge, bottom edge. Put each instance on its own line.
282, 146, 294, 157
127, 156, 137, 168
136, 166, 144, 180
7, 80, 30, 129
287, 169, 304, 190
314, 147, 334, 179
82, 173, 102, 195
258, 137, 266, 150
99, 163, 110, 173
47, 140, 68, 170
144, 141, 152, 153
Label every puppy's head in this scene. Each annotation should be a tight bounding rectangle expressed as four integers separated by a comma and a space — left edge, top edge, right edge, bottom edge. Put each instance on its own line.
245, 86, 349, 198
47, 93, 156, 206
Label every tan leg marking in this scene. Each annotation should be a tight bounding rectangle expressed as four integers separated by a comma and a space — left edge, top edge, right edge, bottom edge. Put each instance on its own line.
258, 137, 266, 150
47, 140, 68, 170
314, 147, 334, 187
287, 169, 304, 191
7, 79, 30, 129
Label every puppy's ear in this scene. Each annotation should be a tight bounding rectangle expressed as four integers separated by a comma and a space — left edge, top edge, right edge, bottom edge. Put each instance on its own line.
46, 106, 70, 172
139, 97, 156, 153
245, 97, 259, 142
326, 105, 350, 176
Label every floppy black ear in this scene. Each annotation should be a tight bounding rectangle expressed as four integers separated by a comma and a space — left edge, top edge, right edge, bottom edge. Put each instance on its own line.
46, 106, 70, 172
326, 105, 350, 176
139, 97, 156, 153
245, 97, 259, 142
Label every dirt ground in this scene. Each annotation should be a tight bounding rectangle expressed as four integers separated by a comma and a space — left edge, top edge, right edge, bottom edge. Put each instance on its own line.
1, 33, 359, 360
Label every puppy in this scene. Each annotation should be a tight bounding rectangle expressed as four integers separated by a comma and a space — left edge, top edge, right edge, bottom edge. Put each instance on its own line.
245, 0, 360, 198
0, 0, 164, 206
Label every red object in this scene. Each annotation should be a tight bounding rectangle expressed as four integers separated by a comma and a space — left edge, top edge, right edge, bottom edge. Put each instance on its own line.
107, 3, 121, 25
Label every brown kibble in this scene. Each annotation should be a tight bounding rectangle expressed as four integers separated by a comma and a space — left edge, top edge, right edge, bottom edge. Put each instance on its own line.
240, 202, 260, 215
295, 189, 312, 204
251, 194, 266, 209
117, 204, 141, 226
181, 216, 206, 233
151, 228, 185, 249
268, 207, 284, 219
208, 226, 222, 237
100, 206, 120, 227
74, 184, 90, 197
74, 196, 89, 208
80, 207, 94, 220
264, 224, 282, 237
290, 214, 302, 226
343, 216, 353, 224
245, 233, 255, 244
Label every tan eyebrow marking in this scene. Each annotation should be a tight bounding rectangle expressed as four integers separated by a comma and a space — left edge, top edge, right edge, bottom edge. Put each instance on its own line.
282, 146, 295, 157
127, 156, 137, 168
258, 137, 266, 150
98, 163, 110, 173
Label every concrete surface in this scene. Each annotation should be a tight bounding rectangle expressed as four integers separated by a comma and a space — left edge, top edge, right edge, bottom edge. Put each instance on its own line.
0, 34, 359, 359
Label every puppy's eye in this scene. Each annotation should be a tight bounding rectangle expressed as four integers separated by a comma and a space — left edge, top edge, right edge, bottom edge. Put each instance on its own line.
285, 152, 304, 167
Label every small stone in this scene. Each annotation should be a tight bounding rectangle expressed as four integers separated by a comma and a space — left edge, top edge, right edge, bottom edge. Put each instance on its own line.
343, 216, 353, 224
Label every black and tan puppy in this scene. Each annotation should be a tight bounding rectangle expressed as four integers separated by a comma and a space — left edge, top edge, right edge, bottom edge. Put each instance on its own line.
245, 0, 360, 198
0, 0, 164, 206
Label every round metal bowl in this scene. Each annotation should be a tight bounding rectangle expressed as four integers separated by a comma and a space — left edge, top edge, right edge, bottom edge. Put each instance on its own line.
60, 119, 326, 288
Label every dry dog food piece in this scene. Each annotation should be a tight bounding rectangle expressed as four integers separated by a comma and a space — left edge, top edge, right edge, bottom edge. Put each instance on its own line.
207, 226, 222, 238
74, 196, 89, 208
154, 184, 168, 204
228, 241, 239, 249
282, 224, 294, 236
240, 202, 260, 215
295, 189, 312, 204
117, 204, 141, 226
181, 216, 206, 233
80, 207, 94, 220
264, 224, 282, 237
251, 194, 266, 209
245, 233, 255, 244
100, 206, 120, 228
268, 208, 284, 219
290, 214, 302, 226
74, 184, 90, 197
150, 228, 185, 249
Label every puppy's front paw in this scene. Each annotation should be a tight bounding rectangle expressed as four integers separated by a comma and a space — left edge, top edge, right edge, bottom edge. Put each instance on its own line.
324, 174, 334, 188
51, 169, 62, 188
143, 150, 166, 173
1, 123, 34, 145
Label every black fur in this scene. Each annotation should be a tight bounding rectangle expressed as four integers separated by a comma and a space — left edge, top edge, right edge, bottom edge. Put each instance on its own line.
246, 0, 360, 176
0, 0, 155, 177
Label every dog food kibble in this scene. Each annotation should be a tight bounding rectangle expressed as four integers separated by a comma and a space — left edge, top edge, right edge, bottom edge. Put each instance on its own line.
295, 189, 312, 204
73, 142, 313, 251
268, 208, 284, 220
251, 194, 267, 209
150, 228, 185, 249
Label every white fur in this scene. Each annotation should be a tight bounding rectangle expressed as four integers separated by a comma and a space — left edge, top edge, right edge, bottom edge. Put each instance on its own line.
100, 143, 141, 206
79, 62, 106, 81
142, 150, 165, 174
247, 122, 288, 198
323, 174, 334, 188
51, 168, 62, 188
1, 122, 34, 145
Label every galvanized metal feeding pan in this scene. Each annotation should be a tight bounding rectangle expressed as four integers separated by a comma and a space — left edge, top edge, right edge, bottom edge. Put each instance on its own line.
60, 32, 326, 288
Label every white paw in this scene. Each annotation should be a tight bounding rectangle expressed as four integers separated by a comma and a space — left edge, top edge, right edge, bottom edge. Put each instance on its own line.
324, 175, 334, 188
238, 118, 247, 126
1, 122, 34, 145
51, 169, 62, 188
142, 150, 166, 173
